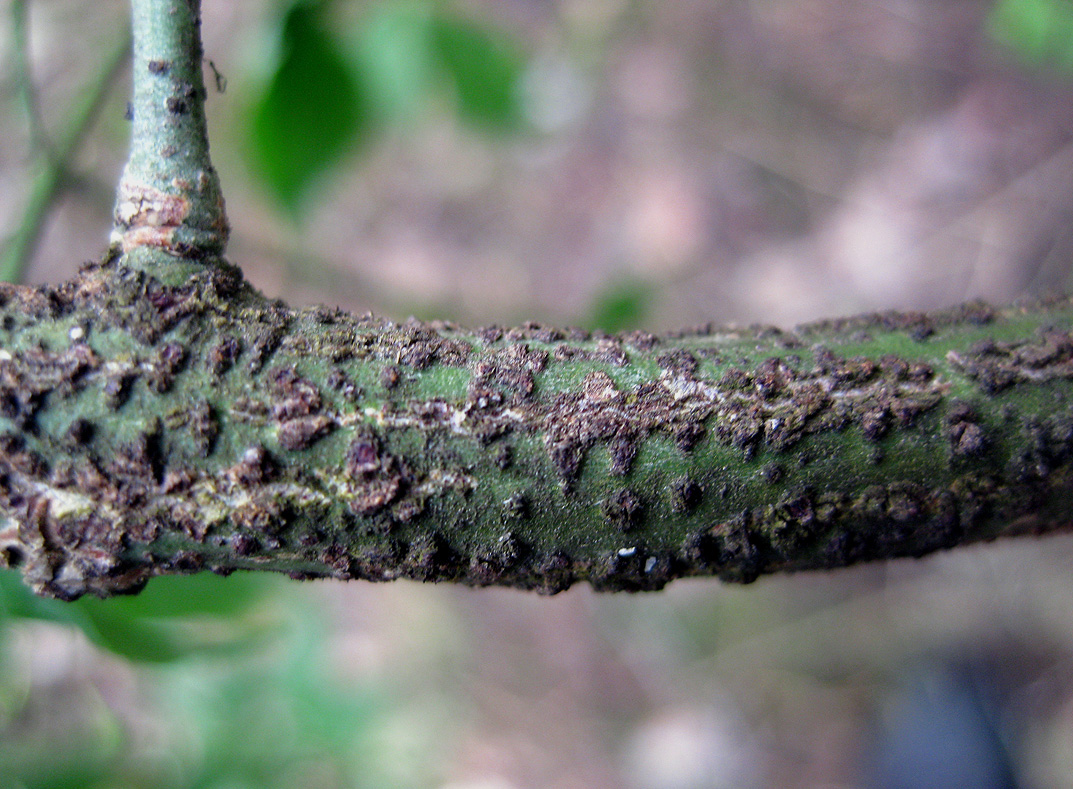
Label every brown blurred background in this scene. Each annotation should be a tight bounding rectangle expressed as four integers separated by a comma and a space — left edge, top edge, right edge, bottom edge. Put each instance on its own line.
5, 1, 1073, 786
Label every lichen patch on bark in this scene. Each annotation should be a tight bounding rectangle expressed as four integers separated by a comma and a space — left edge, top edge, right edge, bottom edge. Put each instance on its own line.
948, 328, 1073, 392
113, 179, 191, 253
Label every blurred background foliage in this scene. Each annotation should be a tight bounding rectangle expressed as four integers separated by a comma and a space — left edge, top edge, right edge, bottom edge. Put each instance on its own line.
249, 0, 527, 214
989, 0, 1073, 71
5, 0, 1073, 786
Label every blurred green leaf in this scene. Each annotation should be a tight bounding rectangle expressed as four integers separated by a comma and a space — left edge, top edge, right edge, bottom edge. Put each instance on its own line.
0, 567, 92, 630
353, 3, 437, 121
250, 1, 370, 212
430, 14, 526, 129
588, 279, 652, 332
162, 614, 394, 788
79, 569, 268, 620
74, 573, 280, 663
0, 568, 277, 663
0, 740, 122, 789
988, 0, 1073, 71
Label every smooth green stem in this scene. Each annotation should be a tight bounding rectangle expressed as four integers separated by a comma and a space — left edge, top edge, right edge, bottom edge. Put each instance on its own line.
0, 257, 1072, 599
11, 0, 51, 157
112, 0, 228, 264
0, 13, 129, 284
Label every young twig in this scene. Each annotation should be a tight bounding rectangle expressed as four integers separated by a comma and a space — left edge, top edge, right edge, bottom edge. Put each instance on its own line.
111, 0, 228, 267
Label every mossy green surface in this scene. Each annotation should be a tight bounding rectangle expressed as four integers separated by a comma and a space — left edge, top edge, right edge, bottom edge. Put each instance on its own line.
1, 256, 1073, 599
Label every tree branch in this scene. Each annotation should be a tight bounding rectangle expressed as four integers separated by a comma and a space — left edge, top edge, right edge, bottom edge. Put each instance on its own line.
2, 0, 1071, 600
0, 255, 1071, 599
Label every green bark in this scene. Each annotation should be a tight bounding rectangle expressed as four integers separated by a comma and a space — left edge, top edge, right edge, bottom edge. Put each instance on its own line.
0, 254, 1071, 599
2, 0, 1071, 600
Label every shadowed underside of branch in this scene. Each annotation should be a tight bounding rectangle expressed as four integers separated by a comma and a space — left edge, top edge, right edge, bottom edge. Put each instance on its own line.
0, 252, 1071, 599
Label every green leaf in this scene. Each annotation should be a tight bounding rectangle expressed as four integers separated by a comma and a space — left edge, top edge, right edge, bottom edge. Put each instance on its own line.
250, 1, 369, 212
0, 569, 277, 663
0, 568, 92, 630
430, 14, 526, 129
989, 0, 1054, 61
78, 570, 270, 620
353, 3, 437, 121
988, 0, 1073, 71
587, 279, 652, 333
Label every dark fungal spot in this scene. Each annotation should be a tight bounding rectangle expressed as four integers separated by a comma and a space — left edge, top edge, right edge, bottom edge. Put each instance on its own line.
270, 367, 322, 419
348, 463, 403, 516
231, 498, 284, 538
715, 516, 764, 584
861, 410, 890, 441
493, 443, 512, 470
548, 441, 583, 485
380, 365, 400, 390
495, 532, 527, 566
350, 539, 404, 581
64, 418, 94, 447
231, 397, 269, 425
607, 435, 639, 476
171, 551, 204, 573
670, 476, 702, 513
147, 59, 170, 74
160, 468, 195, 494
593, 548, 677, 592
1, 544, 24, 567
247, 324, 286, 374
602, 488, 643, 532
226, 445, 277, 486
230, 533, 260, 557
403, 532, 456, 581
345, 432, 383, 477
753, 356, 791, 398
657, 349, 698, 377
945, 401, 988, 458
189, 400, 219, 457
208, 336, 241, 375
165, 96, 187, 115
470, 342, 547, 405
391, 499, 424, 523
765, 489, 822, 556
319, 542, 353, 575
503, 492, 528, 519
1008, 415, 1073, 483
673, 422, 705, 452
533, 551, 575, 595
297, 530, 324, 549
624, 330, 660, 351
181, 81, 200, 101
469, 532, 529, 586
681, 511, 764, 584
112, 426, 164, 486
148, 342, 186, 394
278, 415, 333, 451
327, 369, 362, 402
553, 344, 593, 363
949, 328, 1073, 393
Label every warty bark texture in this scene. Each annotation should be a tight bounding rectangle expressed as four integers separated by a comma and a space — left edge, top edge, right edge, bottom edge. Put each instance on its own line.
0, 254, 1071, 599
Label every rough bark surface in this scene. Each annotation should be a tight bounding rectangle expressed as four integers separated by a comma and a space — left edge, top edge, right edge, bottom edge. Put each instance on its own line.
1, 252, 1072, 599
4, 0, 1072, 599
